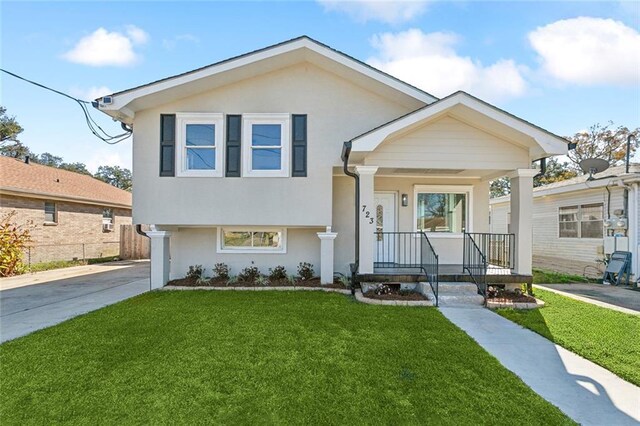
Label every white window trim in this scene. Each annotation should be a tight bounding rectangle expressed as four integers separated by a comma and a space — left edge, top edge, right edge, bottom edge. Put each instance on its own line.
557, 204, 604, 240
242, 113, 290, 177
413, 185, 474, 237
176, 113, 224, 177
217, 227, 287, 254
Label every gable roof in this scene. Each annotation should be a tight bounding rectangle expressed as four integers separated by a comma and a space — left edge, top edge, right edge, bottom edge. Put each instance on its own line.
95, 36, 438, 123
0, 156, 132, 208
350, 91, 570, 160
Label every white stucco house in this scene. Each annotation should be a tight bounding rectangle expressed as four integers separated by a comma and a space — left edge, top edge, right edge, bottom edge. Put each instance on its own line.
491, 165, 640, 280
95, 36, 569, 294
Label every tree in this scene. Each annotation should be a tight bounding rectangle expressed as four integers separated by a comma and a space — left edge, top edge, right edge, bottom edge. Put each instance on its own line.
94, 165, 132, 191
490, 177, 510, 198
59, 162, 92, 176
534, 157, 577, 187
36, 152, 64, 168
0, 141, 35, 159
567, 122, 640, 171
0, 106, 23, 144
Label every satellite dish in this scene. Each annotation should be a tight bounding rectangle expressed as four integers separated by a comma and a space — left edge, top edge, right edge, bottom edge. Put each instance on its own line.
579, 158, 609, 180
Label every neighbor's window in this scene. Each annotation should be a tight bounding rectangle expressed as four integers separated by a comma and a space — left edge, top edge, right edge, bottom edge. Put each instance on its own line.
559, 203, 603, 238
176, 113, 223, 177
243, 114, 290, 177
44, 202, 57, 223
219, 228, 285, 253
102, 208, 113, 222
416, 193, 466, 233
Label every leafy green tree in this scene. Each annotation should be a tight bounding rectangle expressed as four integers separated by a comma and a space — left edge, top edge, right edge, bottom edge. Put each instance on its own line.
59, 162, 92, 175
0, 106, 23, 144
94, 165, 132, 191
36, 152, 64, 168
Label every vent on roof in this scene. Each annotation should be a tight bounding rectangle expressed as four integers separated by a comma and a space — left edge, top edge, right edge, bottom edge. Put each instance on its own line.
393, 168, 464, 175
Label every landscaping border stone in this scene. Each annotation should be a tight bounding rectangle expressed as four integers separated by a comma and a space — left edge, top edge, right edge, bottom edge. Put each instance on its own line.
162, 286, 351, 294
485, 299, 545, 310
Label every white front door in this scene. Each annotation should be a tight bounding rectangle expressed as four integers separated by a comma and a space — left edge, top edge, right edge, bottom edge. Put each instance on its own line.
374, 192, 396, 264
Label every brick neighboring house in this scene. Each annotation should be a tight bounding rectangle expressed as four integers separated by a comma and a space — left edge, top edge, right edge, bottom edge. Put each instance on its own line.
0, 156, 133, 265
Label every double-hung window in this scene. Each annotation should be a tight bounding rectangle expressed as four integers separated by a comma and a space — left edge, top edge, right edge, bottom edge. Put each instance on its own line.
176, 113, 223, 177
559, 204, 603, 238
242, 113, 290, 177
44, 201, 57, 223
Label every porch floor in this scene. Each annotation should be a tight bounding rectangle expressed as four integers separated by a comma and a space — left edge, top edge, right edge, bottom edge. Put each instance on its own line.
359, 264, 532, 284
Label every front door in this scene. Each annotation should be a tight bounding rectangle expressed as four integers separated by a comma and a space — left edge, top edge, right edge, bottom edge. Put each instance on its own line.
374, 192, 396, 264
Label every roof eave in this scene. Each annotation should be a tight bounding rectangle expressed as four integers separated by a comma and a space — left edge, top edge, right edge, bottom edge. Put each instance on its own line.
95, 36, 438, 122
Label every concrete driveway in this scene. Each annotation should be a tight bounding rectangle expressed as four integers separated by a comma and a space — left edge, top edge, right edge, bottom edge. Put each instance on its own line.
0, 261, 149, 343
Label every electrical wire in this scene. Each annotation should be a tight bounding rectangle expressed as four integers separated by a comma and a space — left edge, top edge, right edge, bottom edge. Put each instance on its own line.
1, 68, 131, 144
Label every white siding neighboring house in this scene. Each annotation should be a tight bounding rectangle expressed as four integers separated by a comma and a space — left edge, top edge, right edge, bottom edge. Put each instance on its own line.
95, 36, 569, 289
491, 165, 640, 279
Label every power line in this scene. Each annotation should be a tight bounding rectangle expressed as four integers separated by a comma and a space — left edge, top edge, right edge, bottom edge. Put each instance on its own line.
1, 68, 131, 144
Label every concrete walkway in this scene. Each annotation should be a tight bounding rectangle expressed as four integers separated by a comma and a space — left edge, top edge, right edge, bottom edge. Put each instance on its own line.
536, 283, 640, 315
0, 261, 149, 343
441, 307, 640, 426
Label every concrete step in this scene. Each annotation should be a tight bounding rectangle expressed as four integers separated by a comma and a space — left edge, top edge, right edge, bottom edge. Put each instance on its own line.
438, 294, 485, 307
437, 282, 479, 295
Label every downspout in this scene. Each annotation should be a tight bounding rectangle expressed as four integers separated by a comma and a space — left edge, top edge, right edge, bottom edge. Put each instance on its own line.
135, 224, 152, 291
342, 141, 359, 296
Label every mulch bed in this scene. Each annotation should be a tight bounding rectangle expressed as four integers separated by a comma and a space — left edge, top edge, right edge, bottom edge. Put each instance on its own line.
363, 290, 428, 301
488, 291, 537, 303
166, 276, 347, 289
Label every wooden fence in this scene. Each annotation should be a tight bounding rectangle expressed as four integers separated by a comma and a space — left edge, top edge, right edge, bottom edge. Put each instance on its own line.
119, 224, 150, 260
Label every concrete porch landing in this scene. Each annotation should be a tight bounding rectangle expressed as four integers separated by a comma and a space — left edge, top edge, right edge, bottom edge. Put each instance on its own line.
359, 264, 532, 284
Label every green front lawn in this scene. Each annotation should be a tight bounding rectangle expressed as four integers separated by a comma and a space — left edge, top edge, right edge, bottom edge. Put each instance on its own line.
0, 292, 572, 425
27, 256, 120, 273
497, 288, 640, 386
532, 268, 597, 284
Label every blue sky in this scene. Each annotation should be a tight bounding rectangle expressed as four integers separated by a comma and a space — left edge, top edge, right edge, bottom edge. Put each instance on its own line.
2, 1, 639, 172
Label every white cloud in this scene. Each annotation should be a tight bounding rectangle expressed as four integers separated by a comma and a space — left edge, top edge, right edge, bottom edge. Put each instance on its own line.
529, 17, 640, 86
162, 33, 200, 50
63, 25, 149, 67
368, 29, 528, 102
318, 0, 429, 24
69, 86, 113, 101
86, 148, 131, 174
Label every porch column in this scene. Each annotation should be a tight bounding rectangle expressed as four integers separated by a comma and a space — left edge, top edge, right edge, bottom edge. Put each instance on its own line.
355, 165, 378, 274
508, 169, 538, 275
147, 230, 171, 289
317, 227, 338, 284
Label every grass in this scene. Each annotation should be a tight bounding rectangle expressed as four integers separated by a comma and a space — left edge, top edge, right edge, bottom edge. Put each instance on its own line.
1, 291, 573, 425
497, 288, 640, 386
26, 256, 120, 273
532, 268, 599, 284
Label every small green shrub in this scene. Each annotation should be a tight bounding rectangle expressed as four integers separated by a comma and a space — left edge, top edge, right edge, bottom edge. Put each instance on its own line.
269, 265, 287, 281
0, 211, 33, 277
226, 275, 239, 286
186, 265, 204, 280
255, 276, 270, 286
339, 275, 351, 288
297, 262, 314, 280
239, 266, 260, 282
213, 263, 230, 279
287, 275, 297, 286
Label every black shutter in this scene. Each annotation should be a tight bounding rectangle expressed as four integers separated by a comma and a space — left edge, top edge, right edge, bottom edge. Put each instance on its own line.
226, 115, 241, 177
291, 114, 307, 177
160, 114, 175, 177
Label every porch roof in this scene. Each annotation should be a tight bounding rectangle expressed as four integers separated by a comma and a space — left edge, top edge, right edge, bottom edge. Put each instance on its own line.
349, 91, 570, 161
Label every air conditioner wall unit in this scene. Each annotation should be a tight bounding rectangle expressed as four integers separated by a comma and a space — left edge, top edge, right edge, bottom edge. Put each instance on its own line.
102, 222, 114, 232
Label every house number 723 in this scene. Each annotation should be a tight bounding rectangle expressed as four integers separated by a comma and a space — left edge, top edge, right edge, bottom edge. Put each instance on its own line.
362, 205, 374, 224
